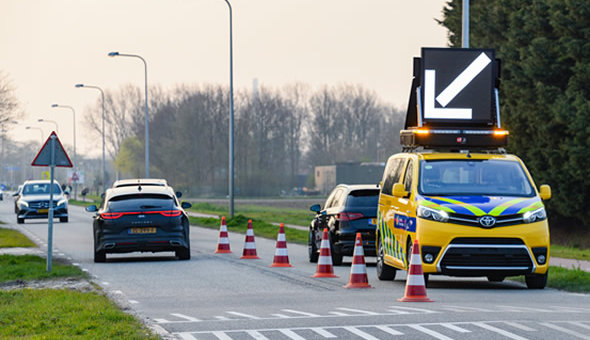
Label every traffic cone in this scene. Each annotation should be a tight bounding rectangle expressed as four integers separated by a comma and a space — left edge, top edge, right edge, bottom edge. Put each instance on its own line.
344, 233, 372, 288
270, 223, 292, 267
312, 228, 338, 278
240, 219, 260, 259
398, 239, 433, 302
215, 216, 232, 254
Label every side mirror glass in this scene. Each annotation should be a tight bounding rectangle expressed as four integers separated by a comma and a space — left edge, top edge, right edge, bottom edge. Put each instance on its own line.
539, 184, 551, 200
181, 201, 192, 209
310, 204, 321, 213
392, 183, 408, 198
85, 205, 98, 212
176, 191, 183, 198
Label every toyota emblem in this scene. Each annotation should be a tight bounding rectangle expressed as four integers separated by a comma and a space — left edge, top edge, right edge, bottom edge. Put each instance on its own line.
479, 215, 496, 228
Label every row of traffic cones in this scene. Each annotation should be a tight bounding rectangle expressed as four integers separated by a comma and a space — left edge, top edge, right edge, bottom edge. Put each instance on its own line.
214, 217, 432, 299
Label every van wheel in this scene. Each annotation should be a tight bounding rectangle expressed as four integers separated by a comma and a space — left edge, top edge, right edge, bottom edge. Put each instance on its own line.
406, 238, 413, 269
525, 271, 547, 289
376, 236, 396, 280
308, 230, 319, 263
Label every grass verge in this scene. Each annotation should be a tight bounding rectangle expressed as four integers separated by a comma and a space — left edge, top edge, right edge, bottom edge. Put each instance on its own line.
0, 255, 86, 283
0, 227, 36, 248
188, 202, 313, 227
0, 289, 158, 339
189, 215, 308, 245
551, 244, 590, 261
509, 266, 590, 293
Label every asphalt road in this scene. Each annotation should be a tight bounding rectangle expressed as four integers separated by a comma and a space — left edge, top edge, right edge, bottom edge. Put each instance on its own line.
2, 200, 590, 340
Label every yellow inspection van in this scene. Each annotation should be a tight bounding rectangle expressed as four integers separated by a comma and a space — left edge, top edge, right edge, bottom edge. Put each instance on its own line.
376, 47, 551, 289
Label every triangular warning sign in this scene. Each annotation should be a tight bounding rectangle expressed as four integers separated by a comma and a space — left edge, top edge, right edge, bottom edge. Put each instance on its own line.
31, 131, 73, 167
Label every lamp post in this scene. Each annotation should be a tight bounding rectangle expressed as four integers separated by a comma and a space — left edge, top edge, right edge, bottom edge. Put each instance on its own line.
51, 104, 77, 200
25, 126, 44, 144
37, 118, 59, 134
75, 83, 106, 194
220, 0, 235, 217
108, 51, 150, 178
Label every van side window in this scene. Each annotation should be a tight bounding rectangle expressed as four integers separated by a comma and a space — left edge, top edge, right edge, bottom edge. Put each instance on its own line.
382, 158, 406, 195
404, 160, 414, 193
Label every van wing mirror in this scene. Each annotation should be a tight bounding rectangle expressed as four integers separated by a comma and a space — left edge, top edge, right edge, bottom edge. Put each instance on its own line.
392, 183, 408, 198
539, 184, 551, 200
310, 204, 321, 213
181, 201, 192, 209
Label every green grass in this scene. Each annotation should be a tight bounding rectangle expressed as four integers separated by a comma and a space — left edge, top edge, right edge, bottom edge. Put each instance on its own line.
0, 255, 86, 283
188, 202, 313, 227
551, 244, 590, 261
509, 266, 590, 292
189, 215, 308, 245
0, 227, 36, 248
68, 194, 101, 208
0, 289, 158, 339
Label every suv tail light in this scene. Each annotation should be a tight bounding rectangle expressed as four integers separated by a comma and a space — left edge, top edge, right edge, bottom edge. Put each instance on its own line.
157, 210, 182, 217
100, 210, 182, 219
337, 212, 364, 221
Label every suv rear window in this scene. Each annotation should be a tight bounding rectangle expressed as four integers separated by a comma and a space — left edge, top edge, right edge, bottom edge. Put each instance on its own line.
346, 190, 379, 208
107, 194, 175, 211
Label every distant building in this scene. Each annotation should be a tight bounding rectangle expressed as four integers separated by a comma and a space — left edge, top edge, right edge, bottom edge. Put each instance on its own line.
315, 162, 385, 194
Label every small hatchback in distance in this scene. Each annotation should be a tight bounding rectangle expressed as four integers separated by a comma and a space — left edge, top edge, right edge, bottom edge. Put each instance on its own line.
309, 184, 380, 265
86, 183, 192, 262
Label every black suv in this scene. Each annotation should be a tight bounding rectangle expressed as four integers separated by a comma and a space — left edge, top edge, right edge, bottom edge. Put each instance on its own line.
86, 183, 192, 262
308, 184, 380, 265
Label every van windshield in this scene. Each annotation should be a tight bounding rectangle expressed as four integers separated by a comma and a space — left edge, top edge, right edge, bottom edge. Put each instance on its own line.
419, 159, 535, 197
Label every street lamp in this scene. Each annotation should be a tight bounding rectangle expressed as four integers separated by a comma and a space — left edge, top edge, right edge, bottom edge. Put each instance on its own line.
25, 126, 44, 144
51, 104, 77, 200
37, 118, 59, 134
75, 83, 106, 194
108, 51, 150, 178
220, 0, 235, 217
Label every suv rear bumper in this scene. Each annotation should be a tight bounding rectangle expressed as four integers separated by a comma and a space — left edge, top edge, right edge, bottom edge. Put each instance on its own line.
333, 229, 376, 256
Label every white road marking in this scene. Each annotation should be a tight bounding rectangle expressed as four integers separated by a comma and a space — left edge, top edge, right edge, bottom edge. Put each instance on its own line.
375, 325, 403, 335
128, 300, 139, 304
170, 313, 201, 322
279, 329, 306, 340
112, 290, 123, 295
473, 322, 529, 340
215, 316, 232, 321
407, 325, 455, 340
281, 309, 320, 317
227, 311, 260, 319
311, 328, 337, 338
441, 323, 471, 333
570, 321, 590, 330
503, 322, 537, 332
211, 331, 233, 340
540, 322, 590, 340
328, 311, 349, 316
177, 333, 197, 340
390, 305, 438, 314
343, 326, 380, 340
72, 263, 80, 266
245, 330, 268, 340
336, 307, 379, 315
439, 305, 492, 312
271, 314, 290, 318
102, 282, 110, 285
154, 318, 169, 323
497, 305, 548, 313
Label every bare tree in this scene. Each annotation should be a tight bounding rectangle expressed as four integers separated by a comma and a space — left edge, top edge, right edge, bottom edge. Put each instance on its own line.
0, 71, 20, 125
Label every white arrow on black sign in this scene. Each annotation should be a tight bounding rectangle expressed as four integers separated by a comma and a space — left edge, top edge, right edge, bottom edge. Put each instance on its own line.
424, 52, 492, 120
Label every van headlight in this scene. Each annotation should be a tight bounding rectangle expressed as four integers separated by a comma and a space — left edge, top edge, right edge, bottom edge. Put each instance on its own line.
523, 207, 547, 223
417, 205, 449, 222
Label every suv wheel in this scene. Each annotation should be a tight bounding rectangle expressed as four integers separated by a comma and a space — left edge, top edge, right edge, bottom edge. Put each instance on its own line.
376, 236, 396, 280
176, 246, 191, 260
525, 271, 547, 289
60, 216, 68, 223
329, 232, 343, 266
308, 230, 319, 263
17, 217, 24, 224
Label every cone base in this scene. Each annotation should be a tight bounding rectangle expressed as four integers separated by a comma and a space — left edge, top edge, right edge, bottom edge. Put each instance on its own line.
344, 283, 372, 289
312, 273, 339, 278
270, 263, 293, 267
240, 255, 260, 259
397, 296, 434, 302
215, 249, 232, 254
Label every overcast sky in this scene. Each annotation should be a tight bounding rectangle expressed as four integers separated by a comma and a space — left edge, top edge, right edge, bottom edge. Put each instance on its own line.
1, 0, 449, 157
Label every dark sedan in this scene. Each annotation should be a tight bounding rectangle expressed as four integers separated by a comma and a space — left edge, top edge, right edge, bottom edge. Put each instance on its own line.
86, 184, 192, 262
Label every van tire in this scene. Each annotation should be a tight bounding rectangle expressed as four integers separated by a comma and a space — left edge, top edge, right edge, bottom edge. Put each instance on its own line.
308, 230, 319, 263
525, 271, 547, 289
376, 236, 396, 280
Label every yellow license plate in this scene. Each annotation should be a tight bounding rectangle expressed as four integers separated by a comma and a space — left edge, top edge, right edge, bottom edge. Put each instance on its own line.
370, 218, 377, 225
129, 227, 156, 234
38, 209, 48, 213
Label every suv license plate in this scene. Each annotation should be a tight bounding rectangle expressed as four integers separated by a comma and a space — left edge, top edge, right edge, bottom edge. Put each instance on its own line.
129, 227, 156, 234
38, 209, 48, 213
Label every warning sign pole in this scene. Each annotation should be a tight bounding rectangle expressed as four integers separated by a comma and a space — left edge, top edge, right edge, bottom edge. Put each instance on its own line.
47, 135, 56, 272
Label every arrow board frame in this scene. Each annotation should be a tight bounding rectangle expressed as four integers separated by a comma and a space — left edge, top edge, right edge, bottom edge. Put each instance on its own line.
31, 131, 73, 167
420, 48, 497, 126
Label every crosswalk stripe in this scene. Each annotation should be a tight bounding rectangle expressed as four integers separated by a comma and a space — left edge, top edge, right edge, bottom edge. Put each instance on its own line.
336, 307, 379, 315
211, 331, 232, 340
343, 327, 381, 340
227, 311, 260, 319
375, 325, 404, 335
441, 323, 471, 333
540, 322, 590, 340
407, 325, 454, 340
281, 309, 321, 317
279, 329, 306, 340
170, 313, 200, 322
311, 328, 337, 338
503, 322, 537, 332
246, 330, 269, 340
177, 333, 197, 340
569, 321, 590, 330
473, 322, 529, 340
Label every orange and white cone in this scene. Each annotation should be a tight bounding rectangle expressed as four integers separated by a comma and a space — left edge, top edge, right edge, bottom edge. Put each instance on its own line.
215, 216, 232, 254
312, 228, 338, 278
270, 223, 292, 267
398, 239, 433, 302
240, 219, 260, 259
344, 233, 372, 288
